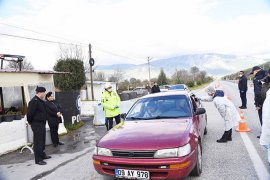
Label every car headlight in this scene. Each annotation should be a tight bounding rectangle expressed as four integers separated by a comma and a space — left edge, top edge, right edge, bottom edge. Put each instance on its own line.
154, 148, 178, 158
94, 147, 112, 156
178, 143, 191, 157
154, 144, 191, 158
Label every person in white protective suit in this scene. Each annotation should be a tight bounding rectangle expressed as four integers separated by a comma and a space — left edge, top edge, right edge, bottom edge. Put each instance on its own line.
199, 86, 240, 143
260, 89, 270, 168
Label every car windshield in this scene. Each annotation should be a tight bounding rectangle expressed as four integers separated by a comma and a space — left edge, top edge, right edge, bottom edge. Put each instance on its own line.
169, 84, 185, 90
126, 95, 192, 120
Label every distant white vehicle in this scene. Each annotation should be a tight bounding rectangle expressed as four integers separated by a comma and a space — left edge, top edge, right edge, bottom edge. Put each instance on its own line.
168, 84, 190, 92
159, 85, 171, 92
132, 87, 149, 96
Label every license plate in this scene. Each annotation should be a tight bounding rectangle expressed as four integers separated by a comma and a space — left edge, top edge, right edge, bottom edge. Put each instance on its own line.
115, 168, 150, 179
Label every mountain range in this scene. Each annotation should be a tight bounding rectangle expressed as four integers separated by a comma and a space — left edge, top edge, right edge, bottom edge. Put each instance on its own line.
95, 53, 269, 80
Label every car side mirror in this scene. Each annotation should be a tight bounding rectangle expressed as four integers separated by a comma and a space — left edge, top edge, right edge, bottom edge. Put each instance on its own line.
120, 113, 127, 120
195, 108, 206, 115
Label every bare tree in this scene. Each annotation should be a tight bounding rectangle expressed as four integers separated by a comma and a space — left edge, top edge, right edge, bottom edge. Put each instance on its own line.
118, 80, 130, 92
190, 66, 200, 82
59, 44, 84, 60
108, 69, 124, 83
6, 59, 34, 70
198, 70, 207, 83
128, 78, 143, 89
190, 66, 200, 74
58, 44, 89, 77
171, 69, 189, 84
93, 71, 106, 81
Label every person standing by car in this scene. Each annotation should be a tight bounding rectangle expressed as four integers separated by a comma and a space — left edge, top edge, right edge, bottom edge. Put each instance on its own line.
260, 87, 270, 168
145, 84, 151, 94
151, 82, 160, 93
250, 66, 267, 138
27, 86, 51, 165
102, 83, 121, 131
199, 86, 240, 143
261, 69, 270, 104
238, 70, 248, 109
45, 92, 64, 147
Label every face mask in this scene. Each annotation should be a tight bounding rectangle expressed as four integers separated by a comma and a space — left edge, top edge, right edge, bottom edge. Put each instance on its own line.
239, 74, 243, 77
107, 88, 112, 92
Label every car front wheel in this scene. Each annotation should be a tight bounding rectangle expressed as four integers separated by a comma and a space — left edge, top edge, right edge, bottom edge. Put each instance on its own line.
190, 143, 202, 176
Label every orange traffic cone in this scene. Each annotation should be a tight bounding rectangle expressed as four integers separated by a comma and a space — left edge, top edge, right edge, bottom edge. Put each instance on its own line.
236, 110, 251, 132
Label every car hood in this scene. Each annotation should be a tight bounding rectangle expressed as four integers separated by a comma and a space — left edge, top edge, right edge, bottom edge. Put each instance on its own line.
97, 118, 191, 150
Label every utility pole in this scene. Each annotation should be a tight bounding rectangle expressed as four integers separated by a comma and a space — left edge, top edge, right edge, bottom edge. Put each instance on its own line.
89, 44, 94, 100
147, 57, 152, 83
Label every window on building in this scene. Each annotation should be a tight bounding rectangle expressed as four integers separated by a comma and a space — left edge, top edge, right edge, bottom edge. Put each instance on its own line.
0, 86, 26, 119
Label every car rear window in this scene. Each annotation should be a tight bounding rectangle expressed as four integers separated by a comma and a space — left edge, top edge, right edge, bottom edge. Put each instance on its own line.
169, 84, 185, 90
126, 95, 192, 120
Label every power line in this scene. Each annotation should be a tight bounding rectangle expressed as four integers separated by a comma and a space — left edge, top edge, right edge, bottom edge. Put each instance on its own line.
0, 32, 77, 45
0, 22, 83, 45
93, 47, 141, 61
0, 32, 142, 61
0, 22, 143, 60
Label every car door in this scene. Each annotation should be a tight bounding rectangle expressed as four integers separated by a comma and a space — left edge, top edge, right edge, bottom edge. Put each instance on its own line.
196, 100, 207, 138
190, 96, 205, 138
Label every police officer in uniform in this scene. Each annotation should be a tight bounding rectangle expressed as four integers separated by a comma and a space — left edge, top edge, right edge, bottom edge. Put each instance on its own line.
238, 70, 248, 109
250, 66, 267, 138
101, 83, 121, 131
27, 86, 51, 165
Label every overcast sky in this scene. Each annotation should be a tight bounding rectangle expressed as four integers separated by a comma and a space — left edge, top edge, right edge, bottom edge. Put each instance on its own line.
1, 0, 270, 70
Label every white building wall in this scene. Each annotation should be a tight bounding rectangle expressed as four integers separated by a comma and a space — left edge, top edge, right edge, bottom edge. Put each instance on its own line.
0, 72, 55, 155
85, 81, 116, 101
0, 72, 53, 102
0, 118, 26, 155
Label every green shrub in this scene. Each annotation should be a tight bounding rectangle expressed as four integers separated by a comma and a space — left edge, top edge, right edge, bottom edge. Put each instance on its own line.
187, 81, 194, 87
53, 59, 85, 90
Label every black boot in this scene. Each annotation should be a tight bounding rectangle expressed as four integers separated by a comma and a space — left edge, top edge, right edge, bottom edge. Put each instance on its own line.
227, 129, 232, 141
217, 130, 229, 143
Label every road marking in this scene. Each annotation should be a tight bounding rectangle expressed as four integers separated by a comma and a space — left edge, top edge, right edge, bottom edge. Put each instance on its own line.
240, 132, 270, 180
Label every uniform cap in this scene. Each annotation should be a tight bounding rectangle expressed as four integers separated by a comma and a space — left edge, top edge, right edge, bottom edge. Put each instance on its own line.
104, 82, 112, 89
35, 86, 46, 93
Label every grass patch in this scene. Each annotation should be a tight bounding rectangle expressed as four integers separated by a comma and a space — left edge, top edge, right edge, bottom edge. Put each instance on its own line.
65, 121, 85, 131
190, 82, 212, 91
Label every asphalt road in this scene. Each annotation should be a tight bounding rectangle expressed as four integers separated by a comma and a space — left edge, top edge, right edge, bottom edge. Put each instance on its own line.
41, 81, 270, 180
1, 81, 270, 180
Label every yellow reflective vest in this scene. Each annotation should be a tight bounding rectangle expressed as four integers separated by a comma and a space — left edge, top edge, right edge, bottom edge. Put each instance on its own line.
101, 90, 120, 118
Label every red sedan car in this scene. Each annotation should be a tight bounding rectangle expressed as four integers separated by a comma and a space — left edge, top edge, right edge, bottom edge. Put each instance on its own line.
93, 91, 207, 180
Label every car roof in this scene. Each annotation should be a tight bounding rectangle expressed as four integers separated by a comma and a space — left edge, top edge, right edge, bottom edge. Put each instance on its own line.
170, 84, 186, 87
172, 84, 185, 85
133, 87, 145, 89
141, 91, 190, 99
